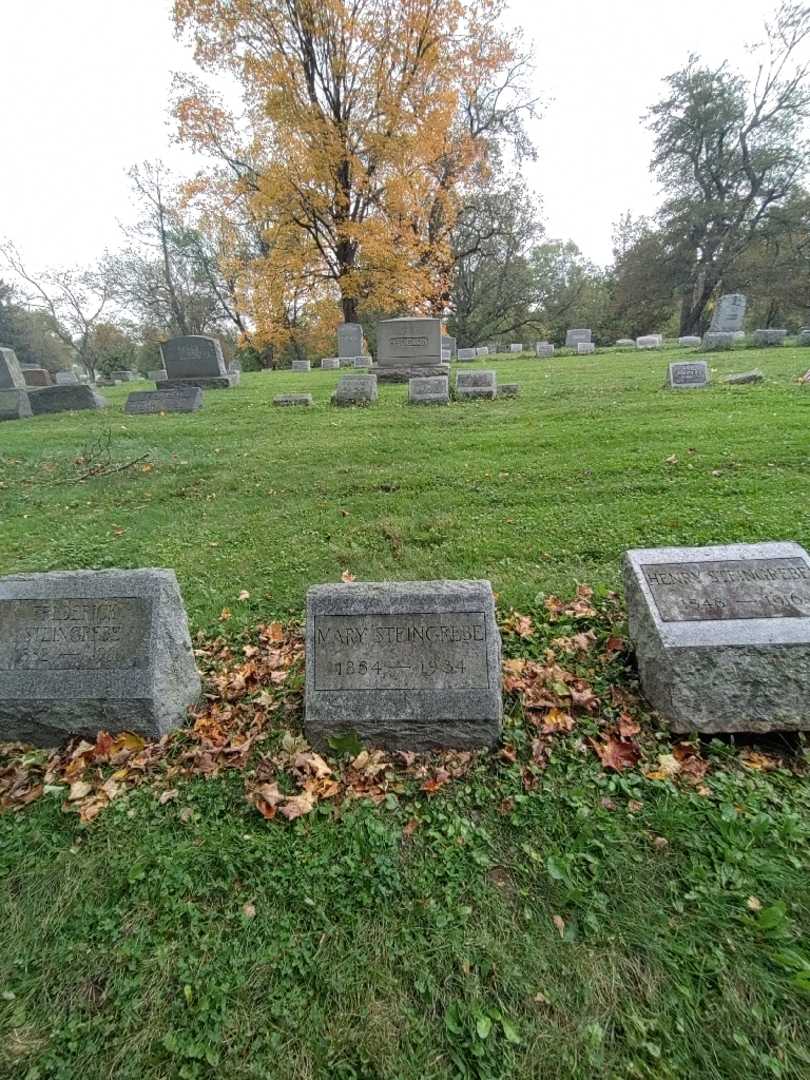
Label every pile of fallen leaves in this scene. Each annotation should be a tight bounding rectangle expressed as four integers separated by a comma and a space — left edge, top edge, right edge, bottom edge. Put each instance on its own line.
0, 590, 788, 824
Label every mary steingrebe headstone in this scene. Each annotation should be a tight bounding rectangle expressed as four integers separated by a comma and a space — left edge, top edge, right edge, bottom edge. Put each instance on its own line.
305, 580, 502, 751
624, 542, 810, 734
0, 569, 201, 747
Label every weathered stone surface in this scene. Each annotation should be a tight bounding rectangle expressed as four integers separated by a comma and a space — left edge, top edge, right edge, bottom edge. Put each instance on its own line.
375, 363, 449, 384
149, 369, 168, 381
725, 369, 764, 385
497, 383, 520, 398
535, 342, 554, 357
291, 360, 311, 372
441, 335, 456, 358
162, 375, 238, 390
509, 343, 523, 353
273, 393, 313, 406
332, 373, 378, 406
702, 331, 735, 350
709, 293, 747, 333
752, 329, 787, 347
615, 338, 635, 347
636, 335, 662, 349
125, 387, 203, 414
338, 323, 364, 358
456, 370, 496, 400
54, 370, 79, 385
339, 358, 355, 367
378, 317, 442, 368
0, 389, 32, 422
352, 356, 370, 368
321, 358, 340, 370
666, 361, 709, 389
577, 342, 596, 355
22, 367, 51, 387
797, 329, 810, 346
28, 385, 108, 414
457, 348, 476, 361
305, 579, 502, 751
408, 375, 449, 405
161, 336, 227, 379
0, 347, 25, 389
0, 568, 201, 747
624, 542, 810, 733
475, 347, 490, 357
565, 328, 591, 349
111, 370, 137, 382
678, 336, 702, 347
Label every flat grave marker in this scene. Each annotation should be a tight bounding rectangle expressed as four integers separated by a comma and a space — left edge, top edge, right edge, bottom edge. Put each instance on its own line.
125, 387, 203, 414
666, 361, 709, 389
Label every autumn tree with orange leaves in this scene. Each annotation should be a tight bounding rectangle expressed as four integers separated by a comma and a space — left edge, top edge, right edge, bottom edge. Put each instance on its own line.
173, 0, 536, 352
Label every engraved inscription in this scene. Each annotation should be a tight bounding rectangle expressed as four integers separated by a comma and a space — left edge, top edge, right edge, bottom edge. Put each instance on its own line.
389, 336, 429, 349
314, 611, 489, 691
0, 597, 151, 671
671, 363, 706, 385
178, 343, 205, 361
642, 559, 810, 622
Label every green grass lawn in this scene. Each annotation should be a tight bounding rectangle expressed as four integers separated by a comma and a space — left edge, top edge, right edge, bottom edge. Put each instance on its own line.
1, 346, 810, 1079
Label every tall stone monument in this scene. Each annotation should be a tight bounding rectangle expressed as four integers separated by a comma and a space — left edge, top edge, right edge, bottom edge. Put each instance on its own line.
0, 347, 26, 390
709, 293, 747, 333
160, 336, 238, 390
375, 317, 448, 384
337, 323, 364, 360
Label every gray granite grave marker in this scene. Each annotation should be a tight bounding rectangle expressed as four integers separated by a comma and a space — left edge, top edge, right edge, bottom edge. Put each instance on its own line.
752, 329, 787, 347
475, 347, 489, 357
321, 357, 340, 370
0, 389, 32, 422
702, 332, 735, 350
22, 367, 51, 387
305, 579, 502, 751
28, 385, 108, 414
338, 323, 364, 359
376, 317, 446, 382
624, 542, 810, 733
54, 370, 79, 385
458, 348, 476, 361
535, 343, 554, 357
455, 370, 497, 400
125, 387, 203, 414
709, 293, 746, 333
666, 361, 709, 389
273, 393, 313, 406
160, 335, 238, 389
725, 369, 763, 385
566, 329, 591, 349
577, 342, 596, 355
408, 375, 449, 405
291, 360, 311, 372
0, 347, 25, 389
0, 568, 201, 746
332, 373, 378, 406
678, 336, 702, 347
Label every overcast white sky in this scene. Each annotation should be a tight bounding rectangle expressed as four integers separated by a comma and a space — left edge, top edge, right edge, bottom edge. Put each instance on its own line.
2, 0, 779, 275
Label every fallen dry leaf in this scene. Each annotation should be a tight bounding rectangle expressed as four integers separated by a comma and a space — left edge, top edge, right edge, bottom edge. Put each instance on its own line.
68, 781, 93, 801
279, 790, 316, 821
591, 736, 640, 772
158, 788, 179, 805
242, 902, 257, 918
340, 569, 356, 583
552, 914, 566, 938
238, 590, 251, 601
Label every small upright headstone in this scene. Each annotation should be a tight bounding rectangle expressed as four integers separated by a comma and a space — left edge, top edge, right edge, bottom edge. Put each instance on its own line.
273, 393, 313, 407
636, 335, 661, 349
678, 336, 702, 347
566, 329, 591, 350
475, 347, 490, 358
0, 389, 32, 422
305, 579, 502, 751
577, 342, 596, 355
724, 369, 763, 385
291, 360, 311, 372
28, 385, 108, 415
458, 348, 476, 361
0, 568, 201, 747
125, 387, 203, 414
352, 356, 369, 369
509, 344, 523, 353
54, 370, 79, 385
455, 370, 497, 400
408, 375, 449, 405
0, 347, 26, 389
752, 329, 787, 347
332, 373, 378, 406
797, 329, 810, 347
624, 542, 810, 733
22, 367, 51, 387
160, 336, 238, 389
321, 358, 340, 370
441, 335, 457, 359
615, 338, 635, 347
337, 323, 364, 360
666, 361, 709, 389
148, 369, 167, 382
535, 343, 554, 358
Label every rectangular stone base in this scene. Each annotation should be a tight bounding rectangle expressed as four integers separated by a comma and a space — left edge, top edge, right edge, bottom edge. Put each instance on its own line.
373, 364, 450, 384
0, 389, 32, 421
161, 375, 239, 390
28, 386, 107, 414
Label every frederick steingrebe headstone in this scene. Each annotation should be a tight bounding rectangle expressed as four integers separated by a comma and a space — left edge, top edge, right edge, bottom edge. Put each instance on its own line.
624, 542, 810, 734
338, 323, 363, 359
0, 569, 201, 747
709, 293, 747, 333
160, 336, 238, 389
305, 580, 502, 751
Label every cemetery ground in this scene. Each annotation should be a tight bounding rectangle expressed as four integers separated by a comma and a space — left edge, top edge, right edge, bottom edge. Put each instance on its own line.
1, 346, 810, 1079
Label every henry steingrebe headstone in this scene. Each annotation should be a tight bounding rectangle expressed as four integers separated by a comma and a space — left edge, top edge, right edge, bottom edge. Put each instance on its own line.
624, 542, 810, 734
0, 569, 201, 747
305, 580, 502, 751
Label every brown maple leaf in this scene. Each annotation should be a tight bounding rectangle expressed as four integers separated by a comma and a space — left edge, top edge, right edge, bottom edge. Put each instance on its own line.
590, 736, 640, 772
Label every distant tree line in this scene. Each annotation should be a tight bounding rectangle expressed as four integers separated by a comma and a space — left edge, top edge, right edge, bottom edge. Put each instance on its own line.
1, 0, 808, 371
